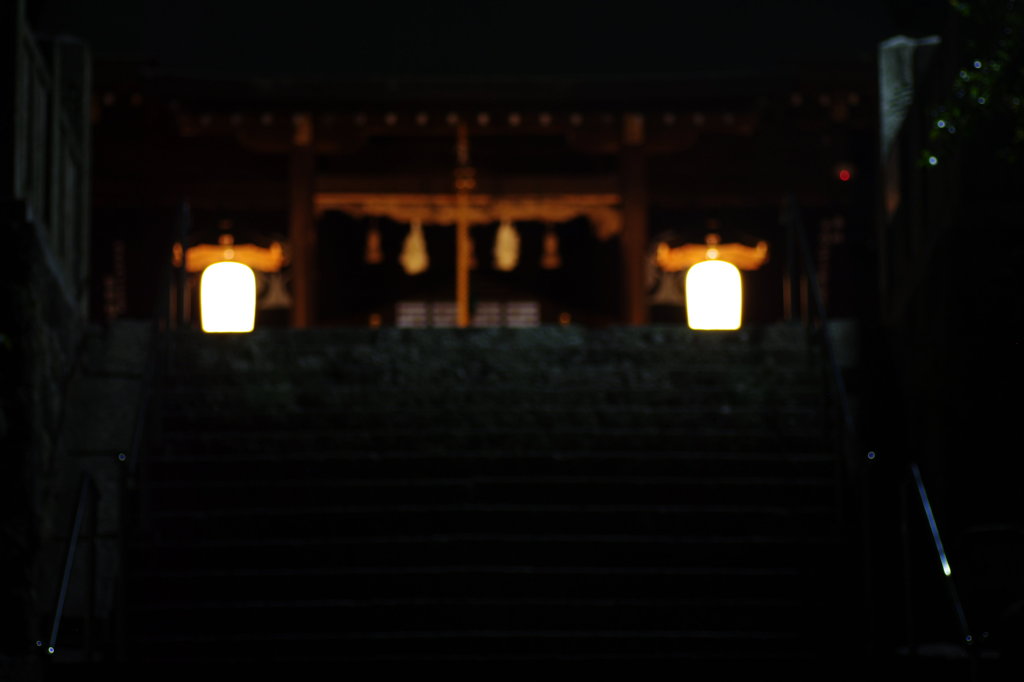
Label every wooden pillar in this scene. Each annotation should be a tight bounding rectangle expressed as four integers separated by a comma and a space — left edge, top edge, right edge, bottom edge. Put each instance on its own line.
454, 123, 474, 328
289, 113, 314, 328
620, 113, 649, 325
455, 198, 471, 328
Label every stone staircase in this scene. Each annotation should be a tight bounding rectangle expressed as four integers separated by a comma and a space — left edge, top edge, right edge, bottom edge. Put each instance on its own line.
124, 324, 850, 663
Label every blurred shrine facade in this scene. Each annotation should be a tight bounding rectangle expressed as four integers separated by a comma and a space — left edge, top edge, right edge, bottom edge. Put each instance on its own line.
90, 68, 875, 329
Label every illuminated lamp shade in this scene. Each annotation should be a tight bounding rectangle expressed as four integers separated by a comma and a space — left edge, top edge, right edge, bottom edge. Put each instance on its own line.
200, 261, 257, 333
685, 259, 743, 330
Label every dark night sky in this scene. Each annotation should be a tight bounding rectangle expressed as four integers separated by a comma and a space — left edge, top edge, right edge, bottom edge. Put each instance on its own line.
29, 0, 948, 80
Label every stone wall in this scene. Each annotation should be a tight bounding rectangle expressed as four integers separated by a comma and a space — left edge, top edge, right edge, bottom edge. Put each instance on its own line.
2, 2, 94, 669
1, 208, 86, 664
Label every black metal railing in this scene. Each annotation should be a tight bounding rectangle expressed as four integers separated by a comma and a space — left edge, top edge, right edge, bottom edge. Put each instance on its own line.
783, 200, 977, 671
903, 461, 976, 655
111, 201, 189, 658
780, 195, 870, 658
38, 474, 99, 659
40, 201, 186, 662
14, 0, 103, 661
780, 195, 856, 454
40, 299, 168, 662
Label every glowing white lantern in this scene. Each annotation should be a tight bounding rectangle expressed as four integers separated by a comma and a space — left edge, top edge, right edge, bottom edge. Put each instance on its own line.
200, 261, 257, 333
685, 259, 742, 330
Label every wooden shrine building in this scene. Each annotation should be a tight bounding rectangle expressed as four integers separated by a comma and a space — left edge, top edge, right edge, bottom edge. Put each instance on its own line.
90, 69, 876, 329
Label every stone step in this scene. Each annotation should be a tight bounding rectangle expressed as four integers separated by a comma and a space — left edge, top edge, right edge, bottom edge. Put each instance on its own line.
126, 597, 821, 638
149, 503, 836, 542
131, 534, 834, 573
165, 349, 820, 390
158, 405, 825, 433
147, 475, 836, 510
146, 450, 835, 482
126, 323, 845, 662
165, 333, 815, 355
162, 356, 822, 375
161, 363, 822, 389
127, 564, 827, 603
159, 426, 829, 455
166, 325, 815, 365
159, 384, 827, 410
127, 627, 821, 663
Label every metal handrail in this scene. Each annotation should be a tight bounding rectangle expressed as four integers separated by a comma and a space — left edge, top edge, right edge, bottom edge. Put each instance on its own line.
122, 307, 163, 479
784, 200, 974, 663
121, 200, 186, 481
908, 461, 974, 646
111, 201, 187, 659
781, 196, 871, 660
39, 474, 98, 658
781, 195, 855, 442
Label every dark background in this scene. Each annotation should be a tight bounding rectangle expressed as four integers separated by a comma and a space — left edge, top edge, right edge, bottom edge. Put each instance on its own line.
27, 1, 932, 79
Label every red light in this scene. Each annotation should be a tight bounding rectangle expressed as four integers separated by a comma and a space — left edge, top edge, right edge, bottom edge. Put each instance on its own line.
838, 169, 851, 182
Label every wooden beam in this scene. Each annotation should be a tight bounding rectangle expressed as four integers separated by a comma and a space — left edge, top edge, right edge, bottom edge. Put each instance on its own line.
315, 173, 620, 196
289, 113, 315, 328
314, 192, 620, 211
313, 192, 624, 242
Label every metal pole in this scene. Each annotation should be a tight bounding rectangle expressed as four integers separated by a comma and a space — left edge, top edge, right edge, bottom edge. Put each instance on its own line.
47, 476, 91, 656
115, 456, 127, 660
800, 273, 809, 328
901, 479, 915, 657
783, 200, 795, 321
85, 480, 97, 660
862, 451, 876, 657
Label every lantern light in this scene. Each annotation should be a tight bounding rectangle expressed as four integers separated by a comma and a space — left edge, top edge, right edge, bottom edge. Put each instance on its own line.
685, 258, 743, 330
200, 261, 257, 333
682, 232, 743, 331
657, 229, 765, 331
177, 228, 283, 333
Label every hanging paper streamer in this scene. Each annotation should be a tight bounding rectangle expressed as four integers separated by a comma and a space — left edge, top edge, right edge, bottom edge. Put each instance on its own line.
259, 271, 293, 309
540, 226, 561, 269
493, 219, 520, 271
399, 219, 429, 275
364, 224, 384, 264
